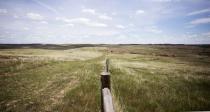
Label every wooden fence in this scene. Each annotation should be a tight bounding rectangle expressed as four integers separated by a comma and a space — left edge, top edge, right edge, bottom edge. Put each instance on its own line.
101, 59, 115, 112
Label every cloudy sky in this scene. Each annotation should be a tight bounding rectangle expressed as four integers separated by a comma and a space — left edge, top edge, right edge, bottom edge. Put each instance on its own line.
0, 0, 210, 44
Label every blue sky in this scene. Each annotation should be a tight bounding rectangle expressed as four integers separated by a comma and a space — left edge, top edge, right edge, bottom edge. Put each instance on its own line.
0, 0, 210, 44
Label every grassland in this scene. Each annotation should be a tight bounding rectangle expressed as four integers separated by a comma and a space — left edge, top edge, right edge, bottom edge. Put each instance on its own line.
0, 44, 210, 112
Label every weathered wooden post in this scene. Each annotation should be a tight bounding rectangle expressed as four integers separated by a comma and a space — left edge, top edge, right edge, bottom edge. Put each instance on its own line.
101, 59, 114, 112
105, 58, 109, 72
101, 70, 111, 112
102, 88, 115, 112
101, 71, 110, 90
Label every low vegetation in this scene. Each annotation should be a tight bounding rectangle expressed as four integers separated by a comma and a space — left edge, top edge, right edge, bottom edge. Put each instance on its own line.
0, 44, 210, 112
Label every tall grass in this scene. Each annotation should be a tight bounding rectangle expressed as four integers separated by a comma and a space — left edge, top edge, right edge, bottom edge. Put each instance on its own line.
0, 45, 210, 112
0, 47, 104, 112
109, 45, 210, 112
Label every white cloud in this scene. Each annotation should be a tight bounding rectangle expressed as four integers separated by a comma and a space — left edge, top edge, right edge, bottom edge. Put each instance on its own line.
23, 27, 29, 30
56, 17, 71, 23
3, 0, 209, 44
111, 12, 117, 15
136, 10, 145, 15
85, 22, 107, 27
190, 17, 210, 25
27, 13, 44, 21
66, 23, 74, 27
98, 15, 112, 20
40, 21, 48, 24
82, 8, 96, 15
144, 26, 162, 34
56, 17, 107, 27
0, 9, 7, 14
13, 15, 19, 19
188, 8, 210, 16
128, 23, 134, 27
70, 18, 108, 27
68, 18, 90, 23
82, 8, 113, 21
116, 25, 125, 29
202, 31, 210, 37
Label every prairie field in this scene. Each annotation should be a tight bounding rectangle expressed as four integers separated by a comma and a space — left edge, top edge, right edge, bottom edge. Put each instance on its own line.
0, 44, 210, 112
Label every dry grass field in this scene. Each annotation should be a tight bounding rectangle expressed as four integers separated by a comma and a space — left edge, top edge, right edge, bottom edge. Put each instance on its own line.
0, 44, 210, 112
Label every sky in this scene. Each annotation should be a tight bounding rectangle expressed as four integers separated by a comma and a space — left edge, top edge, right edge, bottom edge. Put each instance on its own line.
0, 0, 210, 44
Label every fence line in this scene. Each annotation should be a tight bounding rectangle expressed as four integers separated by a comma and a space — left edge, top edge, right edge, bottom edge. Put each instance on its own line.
101, 59, 115, 112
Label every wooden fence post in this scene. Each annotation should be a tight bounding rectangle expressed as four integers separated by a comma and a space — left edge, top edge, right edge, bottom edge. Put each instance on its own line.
102, 88, 115, 112
105, 58, 109, 72
101, 71, 110, 112
101, 58, 114, 112
101, 72, 110, 90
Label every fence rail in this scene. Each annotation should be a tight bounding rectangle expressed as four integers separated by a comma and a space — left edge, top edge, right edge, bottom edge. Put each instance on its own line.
101, 59, 115, 112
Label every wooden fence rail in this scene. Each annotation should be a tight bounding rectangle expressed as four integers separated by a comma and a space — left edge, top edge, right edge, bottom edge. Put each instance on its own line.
102, 88, 114, 112
101, 59, 115, 112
